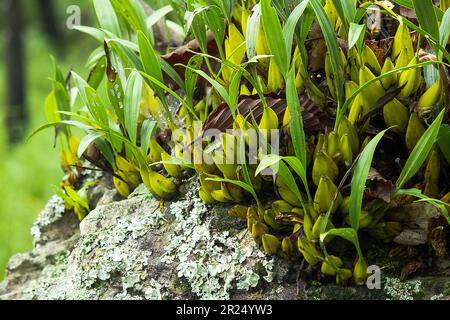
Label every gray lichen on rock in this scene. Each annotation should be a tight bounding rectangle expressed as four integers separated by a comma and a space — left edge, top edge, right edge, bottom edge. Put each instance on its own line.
160, 183, 288, 300
2, 178, 450, 301
383, 277, 422, 300
0, 180, 288, 300
30, 195, 66, 246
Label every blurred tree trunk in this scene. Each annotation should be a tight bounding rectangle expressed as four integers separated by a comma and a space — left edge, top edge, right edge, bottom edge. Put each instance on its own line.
5, 0, 27, 144
37, 0, 61, 43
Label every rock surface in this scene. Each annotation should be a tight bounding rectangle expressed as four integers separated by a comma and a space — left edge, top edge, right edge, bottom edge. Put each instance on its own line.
1, 179, 450, 300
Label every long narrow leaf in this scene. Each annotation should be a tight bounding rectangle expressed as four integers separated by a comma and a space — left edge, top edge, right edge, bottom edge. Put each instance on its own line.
261, 0, 289, 76
440, 8, 450, 50
438, 124, 450, 163
310, 0, 343, 107
320, 228, 362, 258
396, 109, 445, 189
92, 0, 122, 36
349, 129, 389, 230
286, 66, 307, 169
411, 0, 440, 41
282, 0, 309, 54
124, 71, 143, 145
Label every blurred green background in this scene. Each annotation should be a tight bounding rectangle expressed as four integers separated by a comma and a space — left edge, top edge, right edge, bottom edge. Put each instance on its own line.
0, 0, 95, 280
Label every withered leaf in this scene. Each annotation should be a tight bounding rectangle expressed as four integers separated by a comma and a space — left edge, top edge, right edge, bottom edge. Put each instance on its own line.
428, 217, 448, 257
400, 261, 425, 281
387, 203, 441, 246
104, 41, 117, 83
162, 31, 218, 67
389, 245, 418, 258
161, 31, 219, 89
364, 168, 396, 203
202, 94, 333, 137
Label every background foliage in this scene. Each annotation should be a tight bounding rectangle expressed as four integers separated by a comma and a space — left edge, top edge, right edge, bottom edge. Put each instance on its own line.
0, 0, 95, 280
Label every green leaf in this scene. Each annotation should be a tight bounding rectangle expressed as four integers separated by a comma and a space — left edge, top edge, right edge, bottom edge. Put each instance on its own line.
411, 0, 440, 41
94, 137, 117, 169
138, 71, 198, 121
44, 91, 60, 124
246, 4, 261, 60
110, 0, 149, 38
92, 0, 122, 36
73, 26, 107, 42
106, 51, 125, 123
137, 31, 163, 83
228, 70, 243, 117
73, 71, 109, 128
331, 0, 355, 30
187, 9, 208, 54
209, 0, 234, 21
28, 120, 94, 142
87, 55, 106, 89
140, 119, 156, 156
397, 109, 445, 189
237, 133, 259, 205
261, 0, 289, 76
184, 55, 203, 104
85, 86, 109, 128
282, 0, 309, 55
77, 133, 103, 158
124, 71, 143, 145
438, 124, 450, 163
341, 0, 357, 23
52, 81, 70, 116
204, 6, 226, 58
350, 129, 389, 230
391, 0, 413, 8
108, 39, 143, 71
310, 0, 343, 107
276, 161, 304, 205
159, 58, 186, 92
256, 155, 304, 205
147, 5, 173, 29
186, 67, 230, 106
86, 47, 106, 69
255, 154, 284, 177
320, 228, 362, 257
283, 156, 310, 199
348, 23, 366, 52
392, 0, 445, 20
440, 7, 450, 49
286, 66, 307, 169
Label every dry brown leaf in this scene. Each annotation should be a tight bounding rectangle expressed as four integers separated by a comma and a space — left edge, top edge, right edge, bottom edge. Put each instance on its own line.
389, 245, 418, 258
400, 261, 425, 281
202, 94, 333, 137
429, 218, 448, 257
386, 203, 440, 246
364, 168, 396, 203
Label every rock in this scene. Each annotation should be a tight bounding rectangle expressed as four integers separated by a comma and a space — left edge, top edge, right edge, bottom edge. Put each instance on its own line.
1, 180, 450, 300
0, 180, 288, 300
